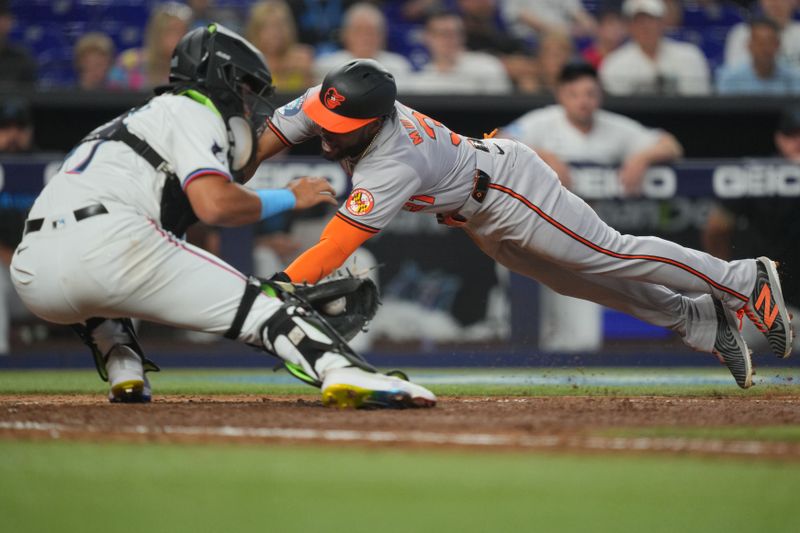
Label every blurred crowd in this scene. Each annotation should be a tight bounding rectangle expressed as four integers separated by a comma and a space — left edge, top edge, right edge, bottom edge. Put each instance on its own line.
1, 0, 800, 96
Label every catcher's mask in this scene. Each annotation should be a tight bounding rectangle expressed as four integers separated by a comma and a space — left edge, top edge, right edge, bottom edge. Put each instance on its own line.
162, 23, 276, 180
302, 59, 396, 134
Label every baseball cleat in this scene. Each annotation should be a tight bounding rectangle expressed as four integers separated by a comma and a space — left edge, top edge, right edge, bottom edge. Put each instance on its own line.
321, 367, 436, 409
741, 257, 793, 359
106, 345, 152, 403
713, 299, 753, 389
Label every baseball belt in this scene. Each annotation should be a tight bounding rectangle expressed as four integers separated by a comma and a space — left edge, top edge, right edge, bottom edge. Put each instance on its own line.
437, 144, 493, 226
23, 203, 109, 236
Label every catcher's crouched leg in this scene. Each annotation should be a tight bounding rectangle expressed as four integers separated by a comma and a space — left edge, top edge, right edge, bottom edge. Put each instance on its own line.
72, 318, 160, 403
226, 278, 436, 408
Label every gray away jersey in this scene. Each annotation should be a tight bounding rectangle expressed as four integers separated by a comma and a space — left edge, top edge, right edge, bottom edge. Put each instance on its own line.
268, 87, 495, 231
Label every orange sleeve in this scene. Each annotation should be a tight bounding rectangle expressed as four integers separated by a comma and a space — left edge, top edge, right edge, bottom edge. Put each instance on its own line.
284, 213, 378, 284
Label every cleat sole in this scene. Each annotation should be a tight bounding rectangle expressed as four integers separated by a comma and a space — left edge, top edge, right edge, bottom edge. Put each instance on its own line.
109, 380, 149, 403
322, 384, 435, 409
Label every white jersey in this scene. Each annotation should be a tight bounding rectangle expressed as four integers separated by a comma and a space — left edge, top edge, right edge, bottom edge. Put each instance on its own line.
600, 39, 711, 96
269, 86, 505, 231
502, 105, 662, 164
28, 94, 234, 221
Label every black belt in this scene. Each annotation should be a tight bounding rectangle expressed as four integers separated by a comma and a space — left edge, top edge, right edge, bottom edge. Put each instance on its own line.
436, 170, 490, 226
23, 203, 109, 235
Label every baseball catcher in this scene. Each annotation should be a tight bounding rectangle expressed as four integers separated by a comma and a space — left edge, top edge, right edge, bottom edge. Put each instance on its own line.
9, 24, 436, 408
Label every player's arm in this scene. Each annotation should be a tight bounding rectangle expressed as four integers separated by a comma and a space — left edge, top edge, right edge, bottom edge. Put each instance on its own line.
619, 132, 683, 195
281, 214, 376, 284
185, 175, 336, 227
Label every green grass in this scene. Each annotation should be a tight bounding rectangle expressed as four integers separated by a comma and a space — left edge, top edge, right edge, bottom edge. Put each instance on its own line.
0, 439, 798, 533
0, 367, 798, 396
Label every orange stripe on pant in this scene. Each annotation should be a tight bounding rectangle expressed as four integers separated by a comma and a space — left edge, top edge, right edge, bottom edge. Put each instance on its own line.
487, 182, 748, 303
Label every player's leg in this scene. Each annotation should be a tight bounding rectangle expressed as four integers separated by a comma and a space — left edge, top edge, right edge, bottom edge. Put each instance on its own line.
72, 318, 158, 403
475, 144, 790, 358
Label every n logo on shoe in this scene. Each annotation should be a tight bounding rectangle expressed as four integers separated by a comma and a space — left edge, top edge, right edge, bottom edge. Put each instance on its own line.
755, 284, 779, 329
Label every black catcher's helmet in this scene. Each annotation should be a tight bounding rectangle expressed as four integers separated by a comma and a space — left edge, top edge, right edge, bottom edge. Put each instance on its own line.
302, 59, 397, 133
169, 23, 275, 127
166, 23, 275, 175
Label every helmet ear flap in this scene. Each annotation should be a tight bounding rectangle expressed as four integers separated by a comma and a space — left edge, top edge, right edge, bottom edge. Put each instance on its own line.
227, 116, 255, 181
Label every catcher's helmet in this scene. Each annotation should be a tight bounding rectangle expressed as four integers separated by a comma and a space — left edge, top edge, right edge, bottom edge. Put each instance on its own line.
302, 59, 396, 133
168, 23, 275, 131
165, 23, 275, 177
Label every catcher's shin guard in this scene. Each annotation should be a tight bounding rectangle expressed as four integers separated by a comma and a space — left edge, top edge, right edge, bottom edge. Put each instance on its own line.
71, 318, 160, 382
259, 299, 378, 388
224, 277, 379, 387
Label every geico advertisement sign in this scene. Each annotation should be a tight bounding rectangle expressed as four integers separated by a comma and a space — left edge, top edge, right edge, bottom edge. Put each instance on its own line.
713, 164, 800, 197
571, 167, 677, 199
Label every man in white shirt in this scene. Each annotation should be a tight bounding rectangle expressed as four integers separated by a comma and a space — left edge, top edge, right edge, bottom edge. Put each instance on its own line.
503, 62, 683, 195
501, 0, 597, 41
312, 3, 414, 90
405, 10, 512, 94
600, 0, 711, 95
501, 61, 682, 351
724, 0, 800, 68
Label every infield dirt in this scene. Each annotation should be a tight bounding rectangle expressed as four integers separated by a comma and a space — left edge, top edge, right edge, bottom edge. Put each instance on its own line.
2, 394, 800, 458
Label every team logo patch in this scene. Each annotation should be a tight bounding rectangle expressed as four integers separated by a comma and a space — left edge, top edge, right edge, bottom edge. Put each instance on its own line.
346, 188, 375, 216
324, 87, 346, 110
279, 94, 305, 117
211, 141, 226, 164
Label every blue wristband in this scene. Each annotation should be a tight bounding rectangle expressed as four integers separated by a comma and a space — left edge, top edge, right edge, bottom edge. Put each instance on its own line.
256, 189, 296, 220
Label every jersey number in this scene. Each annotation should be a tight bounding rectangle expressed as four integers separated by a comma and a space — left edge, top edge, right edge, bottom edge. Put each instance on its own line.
409, 111, 462, 146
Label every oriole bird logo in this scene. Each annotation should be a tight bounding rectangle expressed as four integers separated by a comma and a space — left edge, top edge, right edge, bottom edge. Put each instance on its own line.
324, 87, 346, 109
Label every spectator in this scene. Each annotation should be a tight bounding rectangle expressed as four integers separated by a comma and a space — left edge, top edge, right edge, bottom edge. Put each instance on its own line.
717, 17, 800, 94
500, 62, 683, 195
0, 98, 35, 153
724, 0, 800, 68
0, 0, 36, 88
246, 0, 314, 92
109, 2, 192, 90
581, 9, 628, 69
702, 105, 800, 352
456, 0, 539, 93
536, 31, 576, 94
600, 0, 712, 95
405, 10, 512, 94
501, 0, 597, 43
73, 33, 115, 91
500, 62, 683, 352
313, 3, 414, 88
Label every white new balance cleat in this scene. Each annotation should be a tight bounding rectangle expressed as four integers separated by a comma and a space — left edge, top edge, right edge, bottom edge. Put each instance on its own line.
321, 367, 436, 409
105, 345, 151, 403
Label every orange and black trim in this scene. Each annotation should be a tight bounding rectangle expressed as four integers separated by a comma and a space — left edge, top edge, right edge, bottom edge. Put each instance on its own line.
335, 212, 380, 234
266, 118, 292, 147
487, 182, 749, 303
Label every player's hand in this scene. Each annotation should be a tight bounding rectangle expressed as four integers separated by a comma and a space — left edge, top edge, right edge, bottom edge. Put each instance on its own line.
618, 156, 649, 196
287, 177, 338, 210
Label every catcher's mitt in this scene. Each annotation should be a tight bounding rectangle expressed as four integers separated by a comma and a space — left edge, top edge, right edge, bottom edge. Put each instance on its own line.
263, 276, 380, 341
